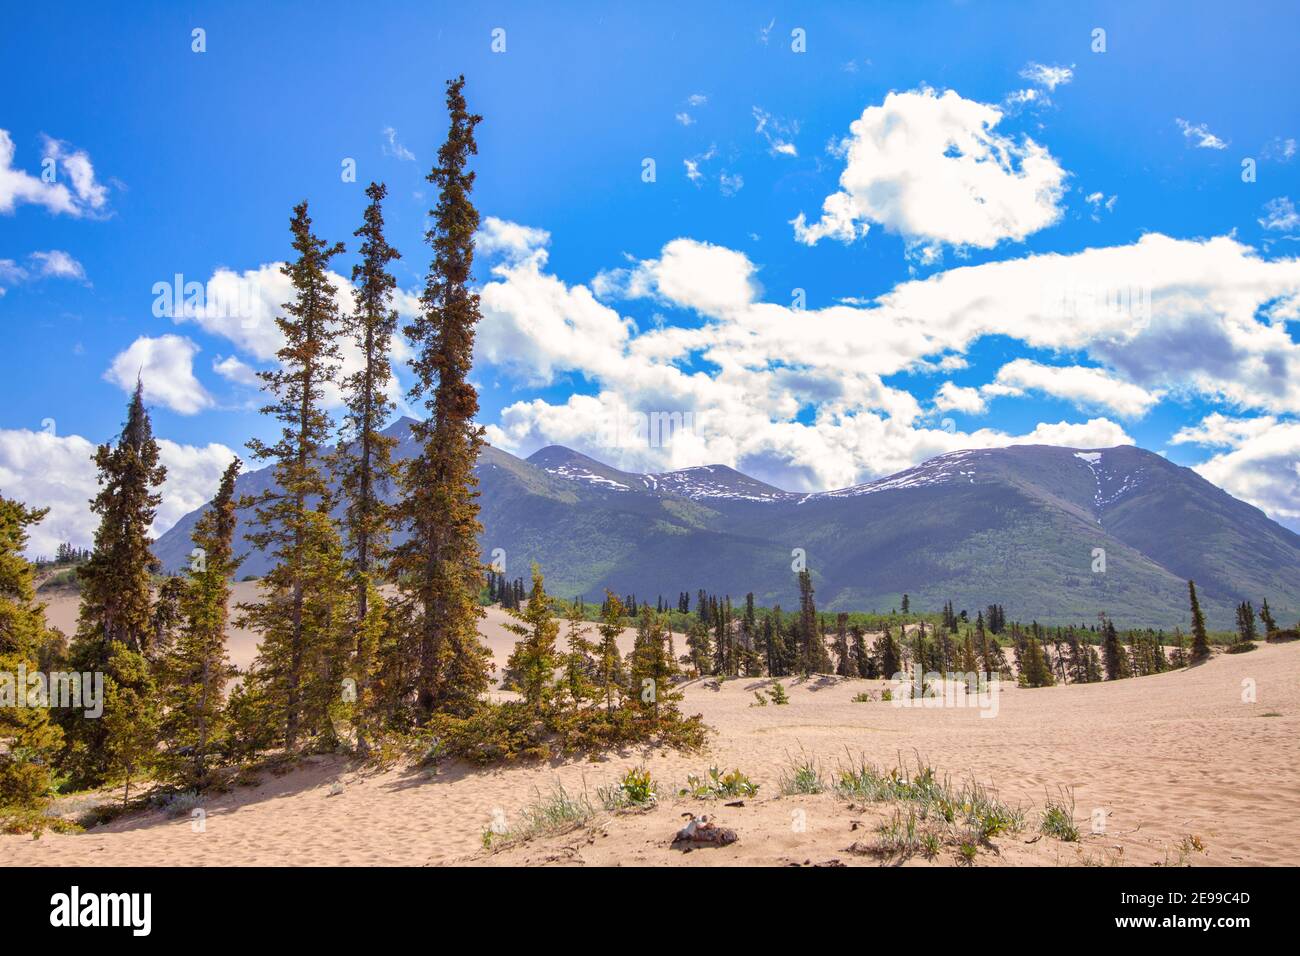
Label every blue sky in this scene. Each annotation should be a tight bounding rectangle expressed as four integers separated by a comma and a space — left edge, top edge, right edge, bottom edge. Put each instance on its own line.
2, 0, 1299, 552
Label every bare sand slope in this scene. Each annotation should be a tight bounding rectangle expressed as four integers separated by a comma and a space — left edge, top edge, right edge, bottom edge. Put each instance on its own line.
4, 623, 1296, 866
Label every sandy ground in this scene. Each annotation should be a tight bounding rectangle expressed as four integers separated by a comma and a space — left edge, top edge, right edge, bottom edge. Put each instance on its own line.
8, 586, 1299, 866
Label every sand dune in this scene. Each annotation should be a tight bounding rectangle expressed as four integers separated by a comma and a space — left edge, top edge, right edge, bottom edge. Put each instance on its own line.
5, 596, 1296, 865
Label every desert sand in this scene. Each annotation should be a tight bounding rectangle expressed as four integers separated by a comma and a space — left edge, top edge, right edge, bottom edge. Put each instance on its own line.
10, 584, 1298, 867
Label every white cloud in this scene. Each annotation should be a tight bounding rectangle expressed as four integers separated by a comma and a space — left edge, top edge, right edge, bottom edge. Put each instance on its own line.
475, 228, 1300, 496
475, 216, 551, 264
1019, 62, 1074, 91
29, 249, 86, 280
985, 358, 1162, 418
212, 354, 261, 388
719, 171, 744, 196
0, 428, 237, 557
105, 335, 214, 415
687, 93, 707, 107
675, 112, 694, 127
1173, 415, 1300, 530
793, 88, 1068, 259
0, 129, 110, 217
166, 262, 417, 413
933, 382, 986, 415
594, 238, 758, 317
1175, 118, 1229, 150
381, 127, 415, 162
1259, 196, 1299, 232
0, 131, 110, 217
0, 249, 88, 292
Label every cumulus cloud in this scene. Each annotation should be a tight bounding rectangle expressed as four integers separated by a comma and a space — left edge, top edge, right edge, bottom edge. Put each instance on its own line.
29, 249, 86, 280
0, 249, 87, 291
475, 216, 551, 263
164, 262, 417, 412
792, 88, 1067, 259
1176, 118, 1228, 150
0, 428, 237, 556
105, 334, 214, 415
212, 353, 261, 388
984, 359, 1162, 418
479, 227, 1291, 491
1172, 414, 1300, 531
0, 130, 110, 217
933, 382, 986, 415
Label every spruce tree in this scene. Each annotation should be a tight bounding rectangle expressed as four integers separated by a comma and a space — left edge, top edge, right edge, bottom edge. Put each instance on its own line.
876, 625, 901, 678
337, 181, 402, 743
1235, 600, 1257, 647
833, 613, 851, 676
501, 564, 560, 712
1018, 636, 1054, 687
238, 201, 351, 751
1101, 619, 1130, 680
102, 641, 158, 806
64, 381, 166, 786
391, 76, 491, 717
1259, 599, 1277, 639
0, 498, 64, 823
1188, 580, 1211, 662
559, 602, 598, 707
596, 591, 626, 714
629, 604, 676, 719
158, 458, 241, 789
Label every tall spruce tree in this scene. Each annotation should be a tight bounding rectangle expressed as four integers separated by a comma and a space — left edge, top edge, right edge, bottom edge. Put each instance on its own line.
0, 498, 64, 823
1188, 580, 1211, 662
239, 201, 351, 751
391, 76, 492, 718
336, 181, 402, 746
64, 381, 166, 786
158, 458, 241, 789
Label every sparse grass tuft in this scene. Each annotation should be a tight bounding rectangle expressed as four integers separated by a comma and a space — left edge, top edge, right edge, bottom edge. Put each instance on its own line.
1040, 787, 1079, 842
851, 691, 874, 703
779, 751, 824, 795
481, 782, 595, 851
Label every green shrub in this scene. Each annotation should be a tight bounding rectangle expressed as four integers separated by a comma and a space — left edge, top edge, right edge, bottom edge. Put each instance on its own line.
680, 766, 759, 800
1040, 788, 1079, 841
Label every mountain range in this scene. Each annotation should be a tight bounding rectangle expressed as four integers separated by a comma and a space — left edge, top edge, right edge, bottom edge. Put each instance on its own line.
153, 418, 1300, 630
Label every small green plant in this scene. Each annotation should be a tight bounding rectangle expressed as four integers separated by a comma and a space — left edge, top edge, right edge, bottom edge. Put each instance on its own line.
750, 691, 768, 707
881, 688, 893, 702
1040, 788, 1079, 842
957, 840, 979, 865
779, 751, 824, 795
599, 766, 658, 810
680, 766, 760, 800
767, 682, 790, 705
851, 691, 874, 703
